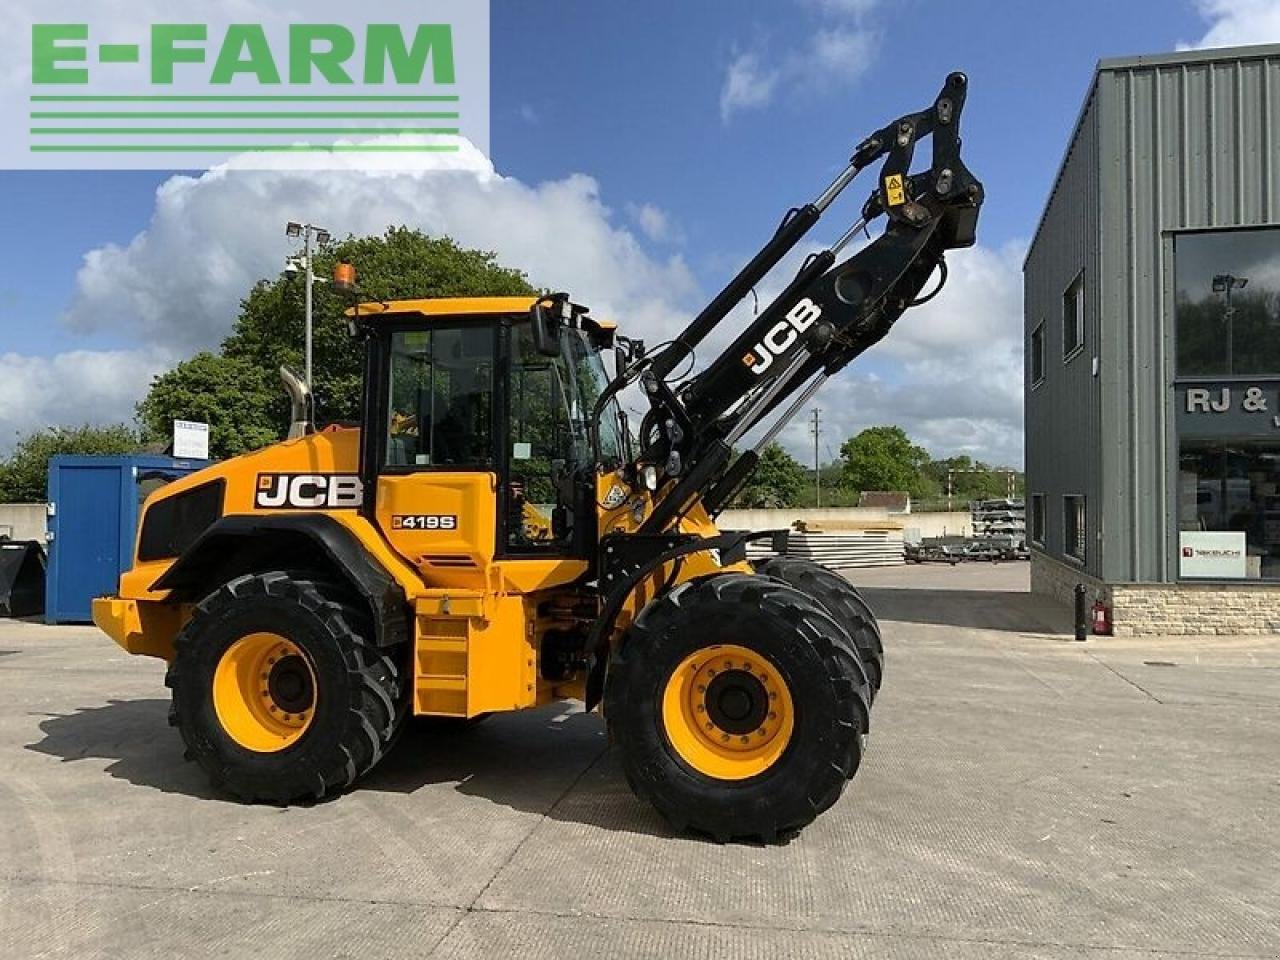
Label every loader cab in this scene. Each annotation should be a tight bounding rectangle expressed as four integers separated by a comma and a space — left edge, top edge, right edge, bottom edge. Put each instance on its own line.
357, 297, 625, 574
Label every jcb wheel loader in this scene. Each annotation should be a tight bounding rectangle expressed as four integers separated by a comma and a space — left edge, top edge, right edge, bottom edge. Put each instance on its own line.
94, 74, 982, 841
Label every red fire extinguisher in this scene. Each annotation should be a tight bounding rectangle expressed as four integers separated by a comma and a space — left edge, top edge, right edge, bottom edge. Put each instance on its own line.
1091, 601, 1112, 636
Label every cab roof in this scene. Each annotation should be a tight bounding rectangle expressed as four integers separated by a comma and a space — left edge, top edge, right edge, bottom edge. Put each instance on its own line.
351, 296, 537, 319
348, 296, 616, 330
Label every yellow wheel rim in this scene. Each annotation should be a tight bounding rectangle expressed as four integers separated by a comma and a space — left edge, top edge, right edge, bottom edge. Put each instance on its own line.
212, 632, 316, 753
660, 644, 795, 781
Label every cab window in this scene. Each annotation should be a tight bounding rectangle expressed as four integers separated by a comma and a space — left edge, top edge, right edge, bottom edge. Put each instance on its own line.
507, 322, 577, 549
385, 326, 494, 468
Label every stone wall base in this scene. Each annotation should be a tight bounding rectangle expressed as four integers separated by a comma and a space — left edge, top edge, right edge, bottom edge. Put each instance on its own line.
1031, 550, 1280, 635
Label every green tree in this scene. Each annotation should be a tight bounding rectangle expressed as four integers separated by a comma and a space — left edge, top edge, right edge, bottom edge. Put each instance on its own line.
0, 424, 143, 502
734, 443, 808, 508
839, 426, 933, 500
137, 354, 283, 460
923, 454, 1017, 502
138, 227, 536, 458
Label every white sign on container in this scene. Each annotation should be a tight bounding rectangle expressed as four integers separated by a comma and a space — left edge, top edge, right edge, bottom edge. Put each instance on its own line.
1179, 530, 1247, 579
173, 420, 210, 461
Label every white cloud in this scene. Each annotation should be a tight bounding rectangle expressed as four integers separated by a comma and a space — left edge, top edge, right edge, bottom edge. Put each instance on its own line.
719, 0, 881, 121
0, 347, 173, 450
808, 27, 880, 82
62, 141, 698, 356
626, 202, 679, 243
720, 52, 782, 121
1181, 0, 1280, 48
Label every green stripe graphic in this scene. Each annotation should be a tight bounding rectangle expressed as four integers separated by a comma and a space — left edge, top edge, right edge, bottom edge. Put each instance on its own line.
31, 111, 460, 120
30, 144, 462, 153
30, 95, 460, 103
31, 127, 461, 136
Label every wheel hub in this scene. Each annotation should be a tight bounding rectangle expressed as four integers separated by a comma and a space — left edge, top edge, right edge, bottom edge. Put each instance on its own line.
660, 644, 795, 780
212, 633, 317, 753
267, 655, 315, 714
705, 669, 768, 735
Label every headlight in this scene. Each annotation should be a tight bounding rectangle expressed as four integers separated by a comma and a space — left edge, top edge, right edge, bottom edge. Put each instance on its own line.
641, 464, 659, 491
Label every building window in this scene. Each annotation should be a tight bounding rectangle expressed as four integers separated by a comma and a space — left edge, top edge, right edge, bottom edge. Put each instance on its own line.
1030, 322, 1045, 386
1178, 438, 1280, 580
1063, 495, 1085, 562
1175, 227, 1280, 377
1062, 272, 1084, 360
1030, 494, 1046, 545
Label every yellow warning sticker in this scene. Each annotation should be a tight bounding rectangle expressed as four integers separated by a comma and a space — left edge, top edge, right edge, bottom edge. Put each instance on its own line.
884, 173, 906, 206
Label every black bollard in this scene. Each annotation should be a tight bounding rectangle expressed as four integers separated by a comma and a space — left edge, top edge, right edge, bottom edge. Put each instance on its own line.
1073, 583, 1088, 642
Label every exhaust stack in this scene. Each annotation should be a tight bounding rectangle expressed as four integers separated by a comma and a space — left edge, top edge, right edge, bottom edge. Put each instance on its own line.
280, 365, 315, 439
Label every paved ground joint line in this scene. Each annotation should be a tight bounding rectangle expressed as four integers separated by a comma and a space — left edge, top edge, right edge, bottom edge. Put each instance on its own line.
459, 902, 1276, 959
423, 740, 613, 958
1087, 651, 1165, 703
4, 875, 1270, 960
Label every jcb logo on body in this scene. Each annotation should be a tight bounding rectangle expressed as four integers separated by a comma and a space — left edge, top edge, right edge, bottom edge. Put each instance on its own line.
255, 473, 364, 509
742, 298, 822, 376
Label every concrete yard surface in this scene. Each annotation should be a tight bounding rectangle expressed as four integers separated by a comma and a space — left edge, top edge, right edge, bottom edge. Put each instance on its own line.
2, 563, 1278, 959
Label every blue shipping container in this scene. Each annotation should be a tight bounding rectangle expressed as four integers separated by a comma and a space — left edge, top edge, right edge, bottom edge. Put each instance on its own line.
46, 455, 207, 623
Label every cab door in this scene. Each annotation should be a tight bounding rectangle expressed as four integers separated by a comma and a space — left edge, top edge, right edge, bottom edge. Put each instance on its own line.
370, 321, 501, 587
495, 320, 593, 587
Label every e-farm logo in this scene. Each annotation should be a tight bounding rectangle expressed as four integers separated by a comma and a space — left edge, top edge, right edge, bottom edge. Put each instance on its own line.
7, 1, 490, 170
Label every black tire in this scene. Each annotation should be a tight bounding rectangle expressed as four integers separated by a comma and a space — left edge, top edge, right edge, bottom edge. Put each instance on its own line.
166, 571, 407, 804
753, 557, 884, 700
606, 573, 868, 843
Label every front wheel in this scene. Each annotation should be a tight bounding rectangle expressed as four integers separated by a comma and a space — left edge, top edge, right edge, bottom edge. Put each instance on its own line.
605, 573, 868, 842
166, 571, 406, 804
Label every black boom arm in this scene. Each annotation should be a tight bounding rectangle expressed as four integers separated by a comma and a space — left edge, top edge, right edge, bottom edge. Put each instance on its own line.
594, 73, 984, 532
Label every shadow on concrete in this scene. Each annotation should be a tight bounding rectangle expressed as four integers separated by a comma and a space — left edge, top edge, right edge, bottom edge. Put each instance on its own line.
0, 649, 18, 658
860, 586, 1075, 636
25, 698, 680, 840
25, 699, 220, 800
366, 705, 683, 842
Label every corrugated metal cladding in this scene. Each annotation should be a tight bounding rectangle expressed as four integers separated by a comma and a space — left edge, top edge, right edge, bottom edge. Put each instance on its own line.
1024, 90, 1104, 577
1027, 44, 1280, 585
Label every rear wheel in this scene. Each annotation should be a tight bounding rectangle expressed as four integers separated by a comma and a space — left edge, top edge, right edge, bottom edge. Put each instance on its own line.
605, 573, 868, 842
754, 557, 884, 699
167, 571, 406, 803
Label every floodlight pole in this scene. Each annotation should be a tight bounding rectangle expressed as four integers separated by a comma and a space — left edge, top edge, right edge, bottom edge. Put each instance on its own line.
287, 221, 332, 392
304, 227, 314, 391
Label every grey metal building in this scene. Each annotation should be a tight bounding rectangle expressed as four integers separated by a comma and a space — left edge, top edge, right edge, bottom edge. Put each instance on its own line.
1025, 44, 1280, 633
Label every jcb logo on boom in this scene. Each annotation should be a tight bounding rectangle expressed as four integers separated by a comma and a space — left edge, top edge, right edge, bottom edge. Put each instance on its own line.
742, 298, 823, 376
255, 474, 364, 510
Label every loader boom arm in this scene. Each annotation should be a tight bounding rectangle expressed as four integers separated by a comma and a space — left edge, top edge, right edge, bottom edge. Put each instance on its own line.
602, 72, 984, 531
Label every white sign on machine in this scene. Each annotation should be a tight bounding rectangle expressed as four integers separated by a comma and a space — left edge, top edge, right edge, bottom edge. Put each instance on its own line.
173, 419, 210, 460
1179, 531, 1247, 579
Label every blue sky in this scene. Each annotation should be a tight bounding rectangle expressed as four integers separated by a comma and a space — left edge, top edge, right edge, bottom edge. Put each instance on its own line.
0, 0, 1269, 464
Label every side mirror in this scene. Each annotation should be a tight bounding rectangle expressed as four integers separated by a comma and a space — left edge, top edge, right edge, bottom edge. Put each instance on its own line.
530, 300, 562, 358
